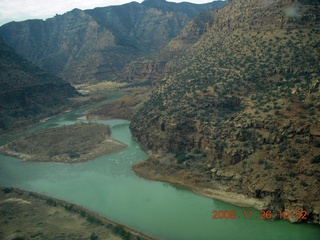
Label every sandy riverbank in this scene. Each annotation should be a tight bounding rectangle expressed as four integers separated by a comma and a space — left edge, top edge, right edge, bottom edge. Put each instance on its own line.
193, 187, 268, 209
132, 159, 269, 210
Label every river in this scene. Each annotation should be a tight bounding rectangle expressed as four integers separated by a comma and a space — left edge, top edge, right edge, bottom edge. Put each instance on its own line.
0, 94, 319, 240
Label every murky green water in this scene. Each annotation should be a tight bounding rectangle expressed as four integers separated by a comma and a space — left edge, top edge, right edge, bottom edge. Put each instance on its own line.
0, 96, 319, 240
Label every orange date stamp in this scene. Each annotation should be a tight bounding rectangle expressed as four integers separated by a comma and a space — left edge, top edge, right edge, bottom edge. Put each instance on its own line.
212, 209, 308, 220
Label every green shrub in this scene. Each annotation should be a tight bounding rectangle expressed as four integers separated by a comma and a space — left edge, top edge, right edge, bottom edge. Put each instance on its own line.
45, 199, 57, 206
64, 205, 73, 211
313, 140, 320, 148
123, 232, 131, 240
2, 187, 13, 194
288, 171, 297, 177
290, 149, 300, 158
285, 158, 298, 164
112, 226, 126, 236
194, 148, 202, 154
87, 215, 103, 225
300, 181, 308, 187
264, 163, 273, 170
90, 233, 99, 240
266, 146, 272, 151
278, 144, 286, 153
175, 152, 193, 164
311, 155, 320, 164
80, 210, 86, 217
274, 174, 285, 181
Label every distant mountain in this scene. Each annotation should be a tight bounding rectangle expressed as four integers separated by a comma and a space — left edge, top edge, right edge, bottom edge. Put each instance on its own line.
0, 0, 225, 84
130, 0, 320, 224
119, 10, 215, 83
0, 38, 78, 133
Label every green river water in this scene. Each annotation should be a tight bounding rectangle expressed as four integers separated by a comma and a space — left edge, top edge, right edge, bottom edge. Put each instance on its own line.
0, 94, 319, 240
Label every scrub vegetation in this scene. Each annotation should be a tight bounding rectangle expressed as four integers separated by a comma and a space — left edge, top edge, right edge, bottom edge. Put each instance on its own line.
0, 123, 127, 163
130, 0, 320, 224
0, 187, 153, 240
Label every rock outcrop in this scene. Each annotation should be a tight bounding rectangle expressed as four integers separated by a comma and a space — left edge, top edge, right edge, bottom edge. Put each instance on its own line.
130, 0, 320, 224
0, 0, 225, 84
118, 11, 215, 83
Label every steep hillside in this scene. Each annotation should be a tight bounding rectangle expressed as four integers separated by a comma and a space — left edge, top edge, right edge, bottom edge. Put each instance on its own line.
0, 0, 225, 84
119, 11, 215, 83
130, 0, 320, 224
0, 38, 78, 133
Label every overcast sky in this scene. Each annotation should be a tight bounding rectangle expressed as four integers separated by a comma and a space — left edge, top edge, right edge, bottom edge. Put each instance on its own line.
0, 0, 218, 26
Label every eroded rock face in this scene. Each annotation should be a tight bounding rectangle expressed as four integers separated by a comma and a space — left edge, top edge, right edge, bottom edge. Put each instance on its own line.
118, 11, 216, 84
130, 0, 320, 224
119, 60, 167, 84
0, 1, 225, 84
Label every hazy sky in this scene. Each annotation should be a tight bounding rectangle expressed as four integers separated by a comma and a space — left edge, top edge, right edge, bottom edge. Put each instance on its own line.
0, 0, 217, 26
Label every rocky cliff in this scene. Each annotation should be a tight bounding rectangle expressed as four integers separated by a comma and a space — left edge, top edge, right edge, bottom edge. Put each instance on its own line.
0, 0, 225, 84
0, 38, 78, 133
130, 0, 320, 224
119, 11, 215, 83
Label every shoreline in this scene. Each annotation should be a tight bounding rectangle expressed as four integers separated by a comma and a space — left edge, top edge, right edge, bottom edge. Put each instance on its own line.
131, 159, 320, 225
0, 139, 127, 164
132, 161, 268, 210
0, 123, 127, 163
192, 187, 268, 209
0, 187, 155, 240
0, 92, 159, 239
